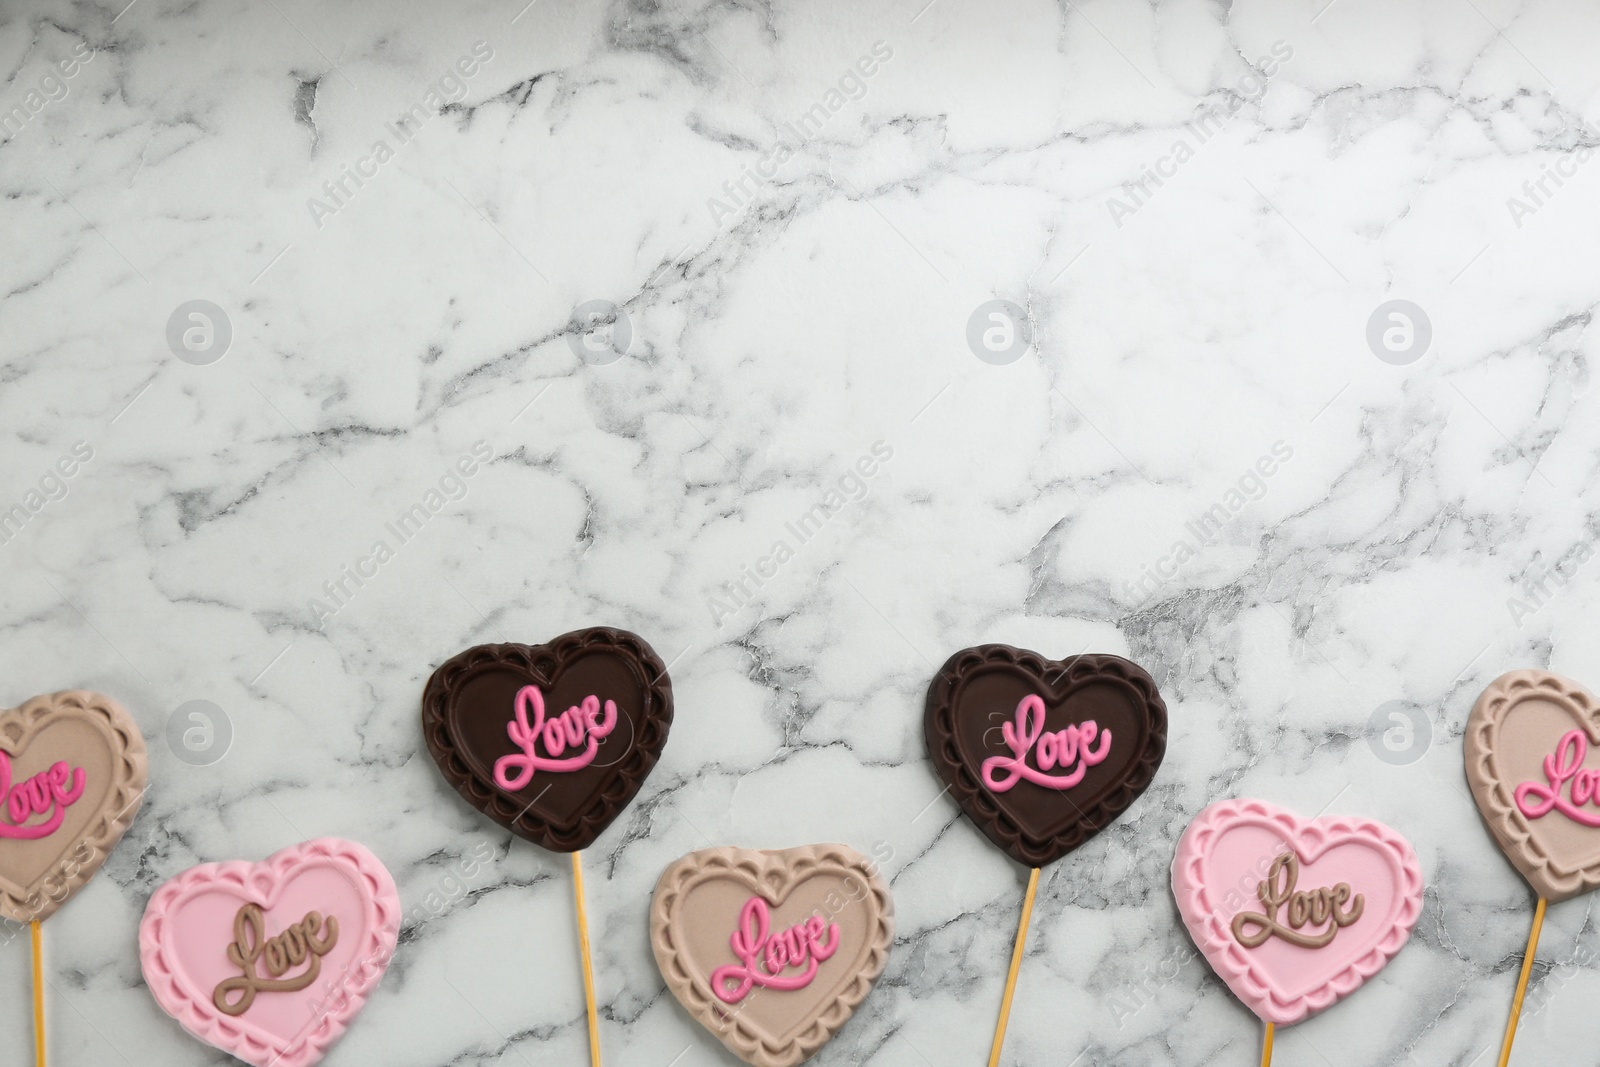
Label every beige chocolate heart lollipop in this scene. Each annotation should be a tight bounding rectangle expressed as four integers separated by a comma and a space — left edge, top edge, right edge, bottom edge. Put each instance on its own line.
1463, 668, 1600, 1065
1464, 668, 1600, 902
0, 690, 148, 923
651, 844, 893, 1067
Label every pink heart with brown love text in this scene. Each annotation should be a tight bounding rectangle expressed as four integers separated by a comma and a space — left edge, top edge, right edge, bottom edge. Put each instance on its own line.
1172, 798, 1423, 1025
140, 838, 400, 1067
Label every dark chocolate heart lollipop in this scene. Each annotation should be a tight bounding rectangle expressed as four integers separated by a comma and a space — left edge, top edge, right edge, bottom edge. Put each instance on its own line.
924, 645, 1166, 867
421, 627, 673, 851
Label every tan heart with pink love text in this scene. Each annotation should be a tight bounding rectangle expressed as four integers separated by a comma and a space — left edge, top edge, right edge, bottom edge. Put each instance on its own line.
1464, 669, 1600, 902
0, 690, 147, 923
651, 845, 893, 1067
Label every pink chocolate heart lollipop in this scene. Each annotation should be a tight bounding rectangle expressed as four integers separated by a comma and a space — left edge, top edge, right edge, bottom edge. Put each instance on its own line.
1172, 798, 1423, 1026
140, 838, 400, 1067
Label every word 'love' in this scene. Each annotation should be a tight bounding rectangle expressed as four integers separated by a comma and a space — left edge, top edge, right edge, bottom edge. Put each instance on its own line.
1515, 729, 1600, 827
710, 897, 840, 1004
1231, 852, 1364, 949
981, 694, 1112, 793
213, 903, 340, 1017
493, 685, 619, 792
0, 751, 86, 840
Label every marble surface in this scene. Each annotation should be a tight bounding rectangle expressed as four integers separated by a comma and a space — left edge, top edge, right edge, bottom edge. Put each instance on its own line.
2, 0, 1600, 1064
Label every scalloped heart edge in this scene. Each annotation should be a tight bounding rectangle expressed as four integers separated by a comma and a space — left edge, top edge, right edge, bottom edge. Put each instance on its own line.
1464, 668, 1600, 902
139, 838, 400, 1067
1171, 798, 1423, 1026
651, 844, 894, 1067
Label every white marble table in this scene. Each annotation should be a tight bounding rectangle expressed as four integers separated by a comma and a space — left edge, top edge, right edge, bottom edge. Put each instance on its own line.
3, 1, 1599, 1064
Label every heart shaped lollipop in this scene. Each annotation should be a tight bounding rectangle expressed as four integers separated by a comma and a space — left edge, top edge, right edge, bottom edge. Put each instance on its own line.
1464, 669, 1600, 901
1462, 669, 1600, 1063
1172, 798, 1423, 1026
140, 838, 400, 1067
421, 627, 673, 851
924, 645, 1166, 1061
423, 626, 675, 1065
0, 690, 147, 923
924, 646, 1167, 867
651, 844, 893, 1067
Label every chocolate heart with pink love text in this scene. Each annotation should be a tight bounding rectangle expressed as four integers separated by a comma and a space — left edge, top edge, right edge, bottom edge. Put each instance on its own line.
651, 844, 893, 1067
1172, 798, 1423, 1025
1464, 669, 1600, 901
924, 646, 1166, 867
0, 690, 147, 923
422, 627, 673, 852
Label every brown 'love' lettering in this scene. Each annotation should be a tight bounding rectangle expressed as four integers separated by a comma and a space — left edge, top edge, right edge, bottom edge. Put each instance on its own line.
213, 903, 340, 1017
1230, 852, 1363, 949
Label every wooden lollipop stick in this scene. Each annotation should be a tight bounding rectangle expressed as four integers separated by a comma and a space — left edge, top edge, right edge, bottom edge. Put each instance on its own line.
571, 851, 602, 1067
1259, 1021, 1274, 1067
32, 921, 45, 1067
987, 867, 1040, 1067
1497, 896, 1547, 1067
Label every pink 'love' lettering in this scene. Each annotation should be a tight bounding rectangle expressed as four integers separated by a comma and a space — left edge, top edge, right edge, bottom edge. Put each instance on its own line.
0, 752, 86, 840
981, 694, 1112, 794
709, 897, 840, 1005
492, 685, 618, 792
1515, 729, 1600, 827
